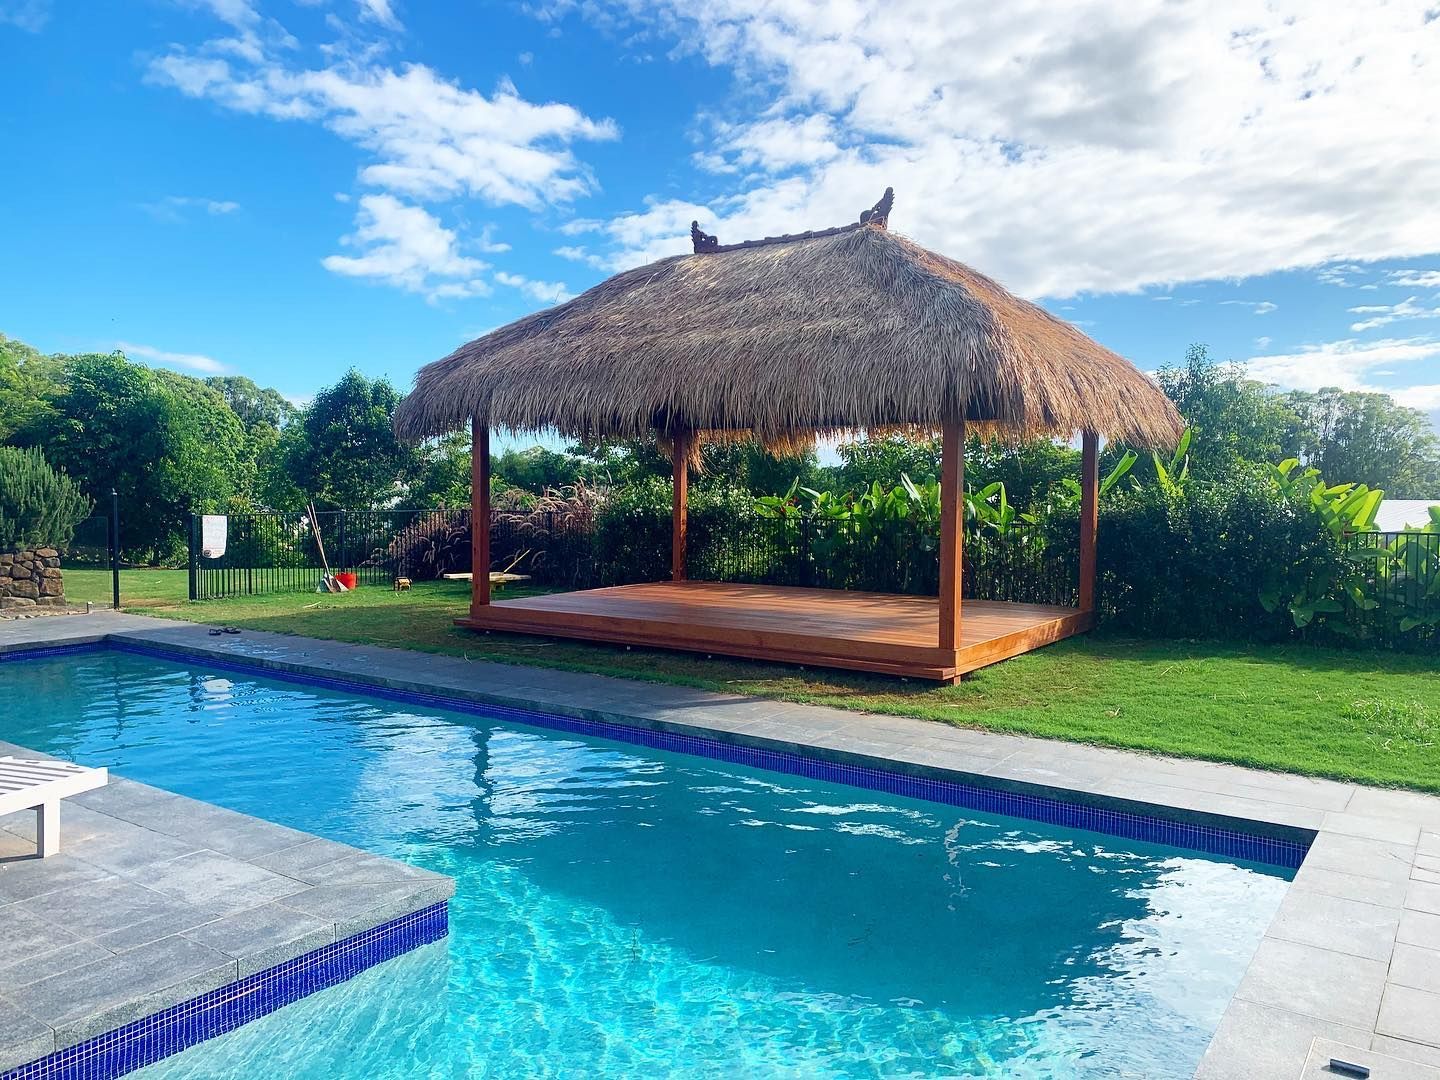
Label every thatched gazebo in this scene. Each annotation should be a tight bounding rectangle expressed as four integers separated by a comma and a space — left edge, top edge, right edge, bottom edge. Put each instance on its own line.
395, 190, 1181, 681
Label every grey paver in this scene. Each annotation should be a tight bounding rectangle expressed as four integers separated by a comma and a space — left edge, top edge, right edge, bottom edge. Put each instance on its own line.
16, 877, 208, 941
1265, 889, 1401, 961
1399, 909, 1440, 950
1300, 831, 1416, 883
1374, 1035, 1440, 1068
1390, 944, 1440, 995
129, 849, 311, 916
0, 941, 115, 990
1291, 863, 1410, 908
1322, 811, 1423, 847
1303, 1037, 1440, 1079
20, 935, 237, 1048
1379, 985, 1440, 1049
1407, 879, 1440, 916
252, 837, 358, 877
1234, 938, 1388, 1029
180, 901, 335, 978
0, 997, 53, 1074
0, 852, 113, 903
1194, 1000, 1369, 1080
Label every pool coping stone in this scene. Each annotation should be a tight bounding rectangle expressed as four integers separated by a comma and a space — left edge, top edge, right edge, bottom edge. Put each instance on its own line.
4, 610, 1439, 1079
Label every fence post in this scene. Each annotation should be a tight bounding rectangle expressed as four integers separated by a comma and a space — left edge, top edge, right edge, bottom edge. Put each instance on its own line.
338, 510, 348, 573
187, 513, 199, 601
109, 489, 121, 610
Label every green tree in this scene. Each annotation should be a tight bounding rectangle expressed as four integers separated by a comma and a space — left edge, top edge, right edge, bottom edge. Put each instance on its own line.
408, 433, 474, 507
1282, 388, 1440, 498
835, 434, 941, 489
15, 352, 245, 560
1156, 345, 1297, 476
0, 334, 63, 442
205, 375, 296, 431
0, 446, 92, 549
263, 370, 415, 509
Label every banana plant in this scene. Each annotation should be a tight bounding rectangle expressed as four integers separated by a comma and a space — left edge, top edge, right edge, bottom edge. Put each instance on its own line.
1151, 428, 1191, 495
1271, 459, 1383, 538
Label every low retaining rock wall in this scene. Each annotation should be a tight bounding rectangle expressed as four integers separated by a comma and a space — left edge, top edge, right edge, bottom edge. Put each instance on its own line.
0, 547, 65, 609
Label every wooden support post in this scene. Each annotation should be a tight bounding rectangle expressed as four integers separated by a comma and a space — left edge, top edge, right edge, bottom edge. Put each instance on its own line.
938, 418, 965, 651
671, 428, 690, 582
471, 418, 491, 613
1078, 430, 1099, 612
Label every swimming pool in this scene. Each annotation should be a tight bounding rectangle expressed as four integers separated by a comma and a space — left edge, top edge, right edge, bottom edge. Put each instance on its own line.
2, 649, 1293, 1078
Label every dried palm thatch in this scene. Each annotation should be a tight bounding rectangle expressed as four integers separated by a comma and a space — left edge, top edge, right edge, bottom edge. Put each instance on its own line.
394, 191, 1183, 450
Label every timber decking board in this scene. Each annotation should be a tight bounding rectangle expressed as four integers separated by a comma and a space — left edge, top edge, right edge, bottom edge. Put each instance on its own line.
459, 581, 1089, 682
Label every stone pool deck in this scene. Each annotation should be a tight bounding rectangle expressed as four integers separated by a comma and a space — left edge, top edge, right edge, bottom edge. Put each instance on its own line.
4, 610, 1440, 1079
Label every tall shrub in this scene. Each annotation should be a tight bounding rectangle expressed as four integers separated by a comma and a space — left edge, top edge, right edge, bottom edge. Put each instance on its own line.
1096, 467, 1341, 640
0, 446, 93, 550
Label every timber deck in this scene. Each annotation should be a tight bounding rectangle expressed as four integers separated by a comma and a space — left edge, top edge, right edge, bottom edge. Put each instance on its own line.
458, 581, 1093, 681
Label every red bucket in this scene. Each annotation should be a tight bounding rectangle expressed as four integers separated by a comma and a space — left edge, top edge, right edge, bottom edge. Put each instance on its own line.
335, 572, 358, 590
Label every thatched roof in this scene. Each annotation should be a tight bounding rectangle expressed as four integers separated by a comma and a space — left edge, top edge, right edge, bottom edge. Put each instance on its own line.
394, 191, 1183, 449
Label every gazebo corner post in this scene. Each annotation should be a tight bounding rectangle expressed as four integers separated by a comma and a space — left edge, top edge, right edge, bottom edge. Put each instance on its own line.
671, 428, 690, 582
471, 417, 491, 614
938, 417, 966, 653
1078, 430, 1099, 614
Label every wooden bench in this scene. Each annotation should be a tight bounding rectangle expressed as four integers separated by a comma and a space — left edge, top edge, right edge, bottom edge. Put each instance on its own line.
0, 756, 108, 857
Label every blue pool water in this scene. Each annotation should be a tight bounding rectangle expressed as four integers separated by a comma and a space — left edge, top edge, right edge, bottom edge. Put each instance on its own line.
2, 651, 1291, 1079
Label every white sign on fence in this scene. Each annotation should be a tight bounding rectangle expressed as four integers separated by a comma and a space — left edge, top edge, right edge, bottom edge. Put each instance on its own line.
201, 515, 228, 559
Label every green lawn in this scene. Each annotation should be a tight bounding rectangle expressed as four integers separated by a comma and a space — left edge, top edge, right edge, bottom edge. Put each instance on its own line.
64, 568, 191, 608
126, 578, 1440, 793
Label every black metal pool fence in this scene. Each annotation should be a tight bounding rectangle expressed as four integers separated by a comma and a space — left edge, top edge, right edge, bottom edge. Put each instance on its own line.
1338, 528, 1440, 649
186, 508, 1077, 606
182, 509, 1440, 649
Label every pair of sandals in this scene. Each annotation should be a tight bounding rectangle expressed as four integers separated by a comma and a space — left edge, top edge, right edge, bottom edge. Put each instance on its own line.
207, 626, 243, 636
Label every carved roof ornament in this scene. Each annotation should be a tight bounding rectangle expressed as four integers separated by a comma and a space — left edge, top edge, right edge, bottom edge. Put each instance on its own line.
686, 187, 895, 255
691, 221, 720, 253
859, 187, 894, 228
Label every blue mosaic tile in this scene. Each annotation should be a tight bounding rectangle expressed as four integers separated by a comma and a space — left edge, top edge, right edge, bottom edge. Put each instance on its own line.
0, 642, 105, 663
2, 903, 448, 1080
108, 640, 1311, 869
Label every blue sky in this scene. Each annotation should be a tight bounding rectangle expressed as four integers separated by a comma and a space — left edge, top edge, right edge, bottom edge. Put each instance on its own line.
3, 0, 1439, 431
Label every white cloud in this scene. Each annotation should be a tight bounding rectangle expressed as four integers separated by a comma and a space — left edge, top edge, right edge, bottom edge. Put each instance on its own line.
552, 244, 611, 270
147, 52, 617, 210
475, 224, 511, 253
1389, 269, 1440, 288
140, 195, 241, 222
549, 0, 1440, 298
322, 194, 492, 301
494, 271, 572, 304
357, 0, 401, 31
117, 341, 226, 374
148, 5, 618, 301
1219, 300, 1277, 315
1348, 296, 1440, 332
1247, 337, 1440, 397
1254, 336, 1272, 350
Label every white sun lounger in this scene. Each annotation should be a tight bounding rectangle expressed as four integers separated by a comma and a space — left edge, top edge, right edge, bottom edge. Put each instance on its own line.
0, 756, 107, 857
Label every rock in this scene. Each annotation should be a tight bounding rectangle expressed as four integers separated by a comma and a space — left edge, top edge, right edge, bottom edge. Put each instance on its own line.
7, 579, 39, 600
39, 579, 61, 597
0, 596, 35, 609
35, 596, 67, 607
41, 567, 62, 578
0, 553, 12, 566
43, 556, 61, 568
35, 548, 58, 558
